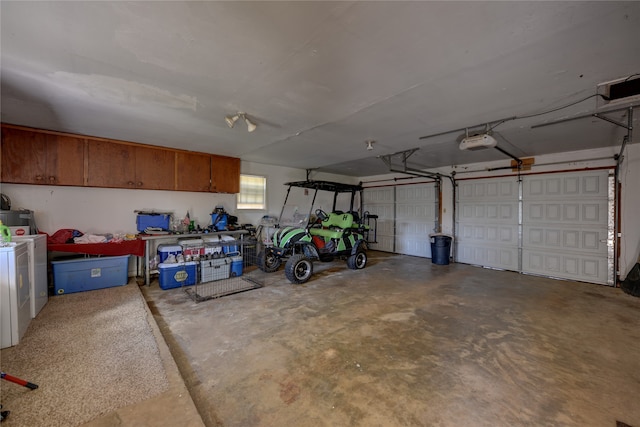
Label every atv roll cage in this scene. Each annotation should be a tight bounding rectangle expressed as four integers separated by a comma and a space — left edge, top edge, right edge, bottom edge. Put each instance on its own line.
277, 180, 377, 241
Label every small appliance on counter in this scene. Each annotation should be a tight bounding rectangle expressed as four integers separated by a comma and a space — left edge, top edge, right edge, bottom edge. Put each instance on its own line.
0, 209, 38, 236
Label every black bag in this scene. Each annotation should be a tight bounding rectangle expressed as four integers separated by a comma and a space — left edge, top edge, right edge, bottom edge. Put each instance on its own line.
621, 262, 640, 297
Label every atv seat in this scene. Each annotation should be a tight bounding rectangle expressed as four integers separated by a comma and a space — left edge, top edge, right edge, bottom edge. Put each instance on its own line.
309, 212, 353, 239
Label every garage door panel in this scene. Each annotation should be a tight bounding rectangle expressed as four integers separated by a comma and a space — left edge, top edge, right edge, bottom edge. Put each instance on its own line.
522, 170, 610, 285
457, 244, 519, 270
523, 226, 608, 255
363, 188, 395, 253
396, 183, 437, 257
523, 250, 608, 283
456, 177, 519, 271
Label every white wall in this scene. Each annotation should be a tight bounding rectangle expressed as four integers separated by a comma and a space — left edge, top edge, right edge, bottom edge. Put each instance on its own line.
0, 161, 355, 236
359, 144, 640, 281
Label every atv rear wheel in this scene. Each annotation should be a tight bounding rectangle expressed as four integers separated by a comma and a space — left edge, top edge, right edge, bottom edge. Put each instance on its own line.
258, 250, 282, 273
347, 250, 367, 270
285, 254, 313, 284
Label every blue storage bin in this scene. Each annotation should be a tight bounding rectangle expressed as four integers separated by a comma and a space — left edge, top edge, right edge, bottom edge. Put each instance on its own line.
158, 262, 197, 290
51, 255, 129, 295
137, 213, 171, 232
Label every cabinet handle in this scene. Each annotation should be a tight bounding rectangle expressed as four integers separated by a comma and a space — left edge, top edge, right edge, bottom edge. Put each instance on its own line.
137, 182, 143, 187
128, 181, 134, 186
35, 175, 43, 181
49, 176, 56, 183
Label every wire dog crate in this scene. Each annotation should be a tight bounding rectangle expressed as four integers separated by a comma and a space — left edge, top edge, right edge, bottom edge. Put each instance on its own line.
184, 239, 266, 302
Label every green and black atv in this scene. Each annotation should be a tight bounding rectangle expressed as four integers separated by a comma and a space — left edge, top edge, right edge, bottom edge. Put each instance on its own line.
258, 180, 377, 284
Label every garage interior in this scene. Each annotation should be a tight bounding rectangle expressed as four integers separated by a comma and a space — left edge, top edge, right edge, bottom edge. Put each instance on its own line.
1, 2, 640, 427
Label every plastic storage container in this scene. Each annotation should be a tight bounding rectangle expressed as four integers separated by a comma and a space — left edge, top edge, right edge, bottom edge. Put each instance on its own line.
430, 234, 452, 265
158, 262, 197, 290
157, 244, 182, 263
51, 255, 129, 295
137, 213, 171, 232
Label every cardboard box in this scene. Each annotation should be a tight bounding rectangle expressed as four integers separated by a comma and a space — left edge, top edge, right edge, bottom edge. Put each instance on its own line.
51, 255, 129, 295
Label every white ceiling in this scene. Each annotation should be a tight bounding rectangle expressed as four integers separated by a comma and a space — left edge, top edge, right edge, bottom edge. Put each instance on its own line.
2, 1, 639, 177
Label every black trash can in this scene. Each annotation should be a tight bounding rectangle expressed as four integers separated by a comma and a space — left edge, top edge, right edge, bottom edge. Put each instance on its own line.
430, 234, 452, 265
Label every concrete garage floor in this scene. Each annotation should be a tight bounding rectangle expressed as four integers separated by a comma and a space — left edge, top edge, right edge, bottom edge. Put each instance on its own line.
142, 251, 640, 427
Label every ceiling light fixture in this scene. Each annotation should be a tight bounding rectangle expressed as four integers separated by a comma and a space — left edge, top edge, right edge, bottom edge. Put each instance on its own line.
225, 114, 240, 128
365, 140, 375, 151
225, 112, 257, 132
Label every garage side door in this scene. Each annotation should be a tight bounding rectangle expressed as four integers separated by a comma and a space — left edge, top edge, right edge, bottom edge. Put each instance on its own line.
522, 170, 610, 285
363, 187, 394, 252
395, 183, 437, 257
456, 178, 519, 271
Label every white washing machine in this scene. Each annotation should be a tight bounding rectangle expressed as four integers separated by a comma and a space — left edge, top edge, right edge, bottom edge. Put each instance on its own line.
1, 242, 32, 349
14, 234, 48, 318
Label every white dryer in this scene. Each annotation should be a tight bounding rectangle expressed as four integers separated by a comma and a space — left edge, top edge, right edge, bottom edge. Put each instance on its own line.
1, 242, 31, 349
14, 234, 48, 318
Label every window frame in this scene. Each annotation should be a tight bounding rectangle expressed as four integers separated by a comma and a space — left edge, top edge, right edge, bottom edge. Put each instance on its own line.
236, 174, 267, 211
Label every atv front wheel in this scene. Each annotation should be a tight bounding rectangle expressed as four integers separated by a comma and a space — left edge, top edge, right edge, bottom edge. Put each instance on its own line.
258, 250, 282, 273
347, 250, 367, 270
285, 254, 313, 284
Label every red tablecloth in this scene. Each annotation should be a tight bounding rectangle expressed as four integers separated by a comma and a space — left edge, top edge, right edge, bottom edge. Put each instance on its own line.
47, 239, 145, 257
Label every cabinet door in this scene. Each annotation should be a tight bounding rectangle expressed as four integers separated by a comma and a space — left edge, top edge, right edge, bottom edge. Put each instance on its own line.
135, 146, 175, 190
1, 126, 84, 186
87, 140, 136, 188
176, 152, 211, 192
211, 155, 240, 193
1, 127, 48, 184
45, 135, 85, 186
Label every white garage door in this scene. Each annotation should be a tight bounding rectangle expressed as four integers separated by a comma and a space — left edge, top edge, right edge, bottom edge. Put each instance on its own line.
522, 170, 611, 285
455, 177, 520, 271
395, 183, 437, 257
363, 183, 438, 256
363, 186, 395, 253
455, 170, 613, 285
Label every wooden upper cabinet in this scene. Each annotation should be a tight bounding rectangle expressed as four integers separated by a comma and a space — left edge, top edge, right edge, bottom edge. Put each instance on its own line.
86, 140, 136, 188
1, 126, 85, 186
175, 151, 211, 192
135, 146, 175, 190
211, 155, 240, 193
2, 124, 240, 193
87, 141, 176, 190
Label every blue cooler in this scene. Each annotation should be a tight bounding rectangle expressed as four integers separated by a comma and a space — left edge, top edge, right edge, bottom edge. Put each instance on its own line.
158, 262, 197, 290
228, 253, 243, 277
157, 244, 182, 262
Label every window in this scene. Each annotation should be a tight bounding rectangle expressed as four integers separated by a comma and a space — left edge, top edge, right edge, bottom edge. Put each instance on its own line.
237, 174, 267, 210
